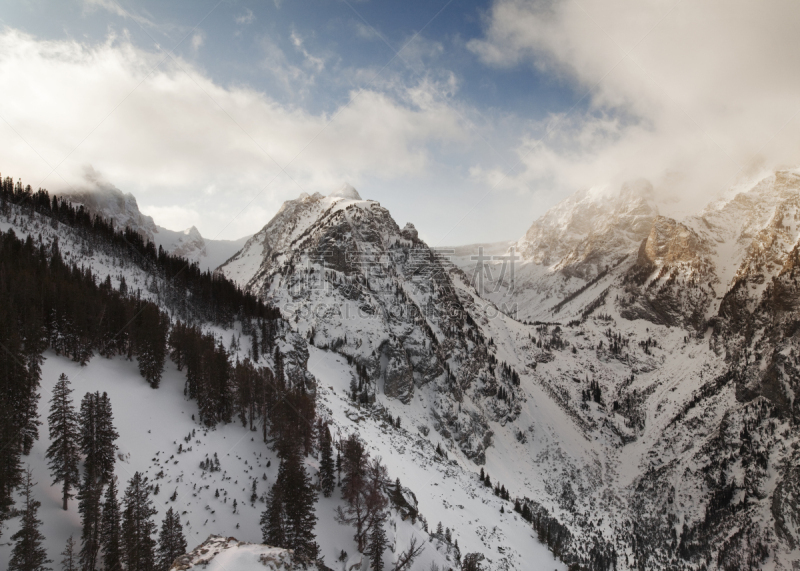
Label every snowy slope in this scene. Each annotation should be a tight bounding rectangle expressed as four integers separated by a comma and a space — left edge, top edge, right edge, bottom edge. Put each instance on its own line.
308, 346, 564, 571
0, 348, 562, 571
0, 195, 563, 570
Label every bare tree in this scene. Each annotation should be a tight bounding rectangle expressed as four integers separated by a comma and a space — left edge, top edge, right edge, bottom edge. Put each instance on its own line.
392, 536, 424, 571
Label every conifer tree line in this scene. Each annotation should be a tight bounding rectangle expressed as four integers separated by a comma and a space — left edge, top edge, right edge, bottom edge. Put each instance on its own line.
0, 221, 312, 568
0, 175, 277, 326
0, 193, 285, 533
8, 469, 50, 571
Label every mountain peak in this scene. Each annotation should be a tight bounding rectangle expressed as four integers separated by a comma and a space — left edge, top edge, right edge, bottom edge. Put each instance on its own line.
328, 182, 361, 200
183, 225, 202, 238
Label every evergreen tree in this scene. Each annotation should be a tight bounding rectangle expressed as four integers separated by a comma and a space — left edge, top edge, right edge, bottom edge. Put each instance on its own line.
60, 536, 77, 571
0, 305, 38, 532
461, 553, 485, 571
80, 393, 100, 484
337, 435, 369, 551
250, 330, 259, 363
100, 477, 123, 571
80, 393, 118, 487
96, 393, 119, 485
261, 482, 285, 549
260, 448, 318, 560
280, 450, 318, 560
122, 472, 157, 571
8, 469, 51, 571
46, 374, 80, 510
340, 434, 368, 504
318, 424, 335, 498
78, 478, 102, 571
337, 441, 388, 556
133, 304, 167, 389
367, 510, 387, 571
155, 508, 186, 571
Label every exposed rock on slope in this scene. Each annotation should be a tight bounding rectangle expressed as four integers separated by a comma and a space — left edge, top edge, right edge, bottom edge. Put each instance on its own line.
450, 179, 658, 321
170, 535, 319, 571
518, 179, 657, 273
219, 185, 499, 460
59, 185, 158, 238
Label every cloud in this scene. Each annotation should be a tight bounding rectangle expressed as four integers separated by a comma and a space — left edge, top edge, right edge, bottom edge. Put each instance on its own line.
468, 0, 800, 213
83, 0, 160, 31
140, 204, 201, 231
234, 8, 255, 25
0, 28, 466, 237
354, 21, 379, 40
290, 31, 325, 72
191, 30, 205, 51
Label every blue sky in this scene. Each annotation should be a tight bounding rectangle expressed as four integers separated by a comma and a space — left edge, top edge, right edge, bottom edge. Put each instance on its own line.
1, 1, 798, 243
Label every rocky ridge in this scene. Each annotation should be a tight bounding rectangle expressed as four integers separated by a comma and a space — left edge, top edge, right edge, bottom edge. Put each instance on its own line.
59, 184, 249, 272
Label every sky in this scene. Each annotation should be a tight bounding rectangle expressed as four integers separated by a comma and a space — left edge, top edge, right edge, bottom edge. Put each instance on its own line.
1, 1, 799, 244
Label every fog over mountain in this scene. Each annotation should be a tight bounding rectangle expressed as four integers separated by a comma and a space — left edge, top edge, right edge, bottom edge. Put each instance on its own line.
468, 0, 800, 216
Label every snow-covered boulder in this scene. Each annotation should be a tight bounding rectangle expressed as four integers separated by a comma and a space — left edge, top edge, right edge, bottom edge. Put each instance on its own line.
170, 535, 319, 571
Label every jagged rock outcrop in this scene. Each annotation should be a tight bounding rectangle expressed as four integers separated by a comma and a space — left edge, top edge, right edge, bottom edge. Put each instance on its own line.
59, 184, 158, 239
620, 216, 715, 329
59, 182, 248, 271
518, 178, 657, 276
449, 178, 659, 322
219, 185, 497, 459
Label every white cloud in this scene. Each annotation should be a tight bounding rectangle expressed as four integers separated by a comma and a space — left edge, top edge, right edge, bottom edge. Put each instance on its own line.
468, 0, 800, 213
354, 21, 379, 41
83, 0, 160, 31
234, 8, 255, 25
140, 204, 201, 231
191, 30, 204, 51
290, 31, 325, 72
0, 28, 465, 238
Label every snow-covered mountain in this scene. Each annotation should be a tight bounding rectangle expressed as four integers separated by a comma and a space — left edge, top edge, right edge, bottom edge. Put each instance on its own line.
441, 169, 800, 569
215, 173, 800, 569
59, 185, 250, 272
153, 225, 250, 273
0, 181, 563, 571
8, 169, 800, 569
218, 184, 503, 463
450, 179, 658, 322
